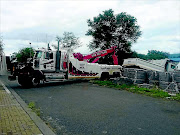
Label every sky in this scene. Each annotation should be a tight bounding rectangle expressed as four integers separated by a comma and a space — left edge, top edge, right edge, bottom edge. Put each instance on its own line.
0, 0, 180, 56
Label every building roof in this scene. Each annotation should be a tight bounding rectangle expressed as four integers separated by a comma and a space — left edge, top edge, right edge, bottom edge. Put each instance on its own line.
169, 58, 180, 62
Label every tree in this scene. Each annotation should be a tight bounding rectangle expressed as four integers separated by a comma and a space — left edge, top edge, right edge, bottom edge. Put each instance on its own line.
131, 51, 147, 60
0, 37, 4, 54
53, 32, 81, 51
147, 50, 169, 60
131, 50, 169, 60
16, 47, 34, 63
86, 9, 142, 65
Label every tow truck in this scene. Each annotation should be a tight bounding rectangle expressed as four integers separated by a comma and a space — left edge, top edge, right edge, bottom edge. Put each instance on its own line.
8, 44, 122, 87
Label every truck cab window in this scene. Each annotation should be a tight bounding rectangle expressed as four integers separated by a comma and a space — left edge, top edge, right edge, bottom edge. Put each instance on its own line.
44, 52, 49, 59
35, 51, 42, 58
49, 53, 53, 59
171, 65, 175, 69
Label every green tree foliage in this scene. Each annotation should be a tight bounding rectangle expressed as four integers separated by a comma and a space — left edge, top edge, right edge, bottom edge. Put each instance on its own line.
132, 50, 169, 60
16, 47, 34, 63
0, 37, 4, 54
86, 9, 142, 65
147, 50, 169, 60
53, 32, 81, 51
131, 51, 148, 60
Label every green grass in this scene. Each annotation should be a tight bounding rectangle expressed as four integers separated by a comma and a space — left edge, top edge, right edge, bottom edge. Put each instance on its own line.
170, 93, 180, 101
28, 101, 41, 116
91, 80, 180, 101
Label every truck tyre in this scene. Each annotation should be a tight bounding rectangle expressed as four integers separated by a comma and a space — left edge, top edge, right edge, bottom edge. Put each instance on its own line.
18, 76, 24, 86
18, 75, 32, 87
32, 78, 40, 87
101, 72, 109, 80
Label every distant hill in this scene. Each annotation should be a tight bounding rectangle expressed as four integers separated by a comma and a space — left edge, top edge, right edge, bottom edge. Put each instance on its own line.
169, 58, 180, 62
169, 53, 180, 58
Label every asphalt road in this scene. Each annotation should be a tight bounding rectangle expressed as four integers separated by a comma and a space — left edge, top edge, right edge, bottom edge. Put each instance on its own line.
1, 75, 180, 135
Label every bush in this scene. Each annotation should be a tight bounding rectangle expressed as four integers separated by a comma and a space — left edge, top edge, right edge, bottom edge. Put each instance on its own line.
28, 101, 41, 116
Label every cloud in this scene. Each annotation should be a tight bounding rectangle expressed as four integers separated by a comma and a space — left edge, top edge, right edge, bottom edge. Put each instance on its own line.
3, 39, 48, 56
132, 35, 180, 54
1, 1, 46, 32
1, 0, 180, 56
3, 36, 93, 56
0, 0, 118, 32
74, 36, 93, 54
116, 0, 180, 30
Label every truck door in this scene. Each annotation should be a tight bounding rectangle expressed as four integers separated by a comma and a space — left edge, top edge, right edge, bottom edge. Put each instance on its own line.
60, 52, 68, 71
41, 51, 55, 72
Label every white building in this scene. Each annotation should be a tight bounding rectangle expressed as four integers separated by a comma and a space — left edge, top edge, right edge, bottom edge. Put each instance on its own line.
0, 51, 7, 75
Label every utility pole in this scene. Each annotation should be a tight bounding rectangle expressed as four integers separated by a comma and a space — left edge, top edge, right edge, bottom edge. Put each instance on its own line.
29, 42, 31, 58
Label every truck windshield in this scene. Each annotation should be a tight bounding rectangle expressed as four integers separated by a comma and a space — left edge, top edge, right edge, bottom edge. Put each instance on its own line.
35, 51, 42, 58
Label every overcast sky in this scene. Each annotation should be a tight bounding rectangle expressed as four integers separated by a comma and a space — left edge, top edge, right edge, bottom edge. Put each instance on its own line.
0, 0, 180, 56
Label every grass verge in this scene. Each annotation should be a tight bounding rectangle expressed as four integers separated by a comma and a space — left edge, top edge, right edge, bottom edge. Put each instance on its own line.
28, 101, 41, 116
28, 102, 56, 132
91, 80, 180, 101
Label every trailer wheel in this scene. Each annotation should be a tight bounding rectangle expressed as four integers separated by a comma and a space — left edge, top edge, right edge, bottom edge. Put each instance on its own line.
100, 72, 109, 80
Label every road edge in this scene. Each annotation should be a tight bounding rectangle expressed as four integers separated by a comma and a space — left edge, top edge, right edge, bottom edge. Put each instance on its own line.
0, 79, 56, 135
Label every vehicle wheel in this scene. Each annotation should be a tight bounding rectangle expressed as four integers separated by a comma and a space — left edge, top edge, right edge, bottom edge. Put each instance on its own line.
32, 78, 40, 87
18, 76, 32, 87
18, 76, 24, 86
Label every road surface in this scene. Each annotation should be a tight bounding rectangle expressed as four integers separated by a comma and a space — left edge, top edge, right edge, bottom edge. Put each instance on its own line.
1, 76, 180, 135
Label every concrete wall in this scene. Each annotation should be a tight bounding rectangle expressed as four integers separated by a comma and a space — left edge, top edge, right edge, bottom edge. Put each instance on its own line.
0, 52, 7, 75
120, 68, 180, 93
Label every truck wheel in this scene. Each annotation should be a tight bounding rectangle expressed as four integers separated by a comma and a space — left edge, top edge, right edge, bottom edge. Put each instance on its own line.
18, 76, 24, 86
32, 78, 40, 87
18, 76, 32, 87
101, 72, 109, 80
